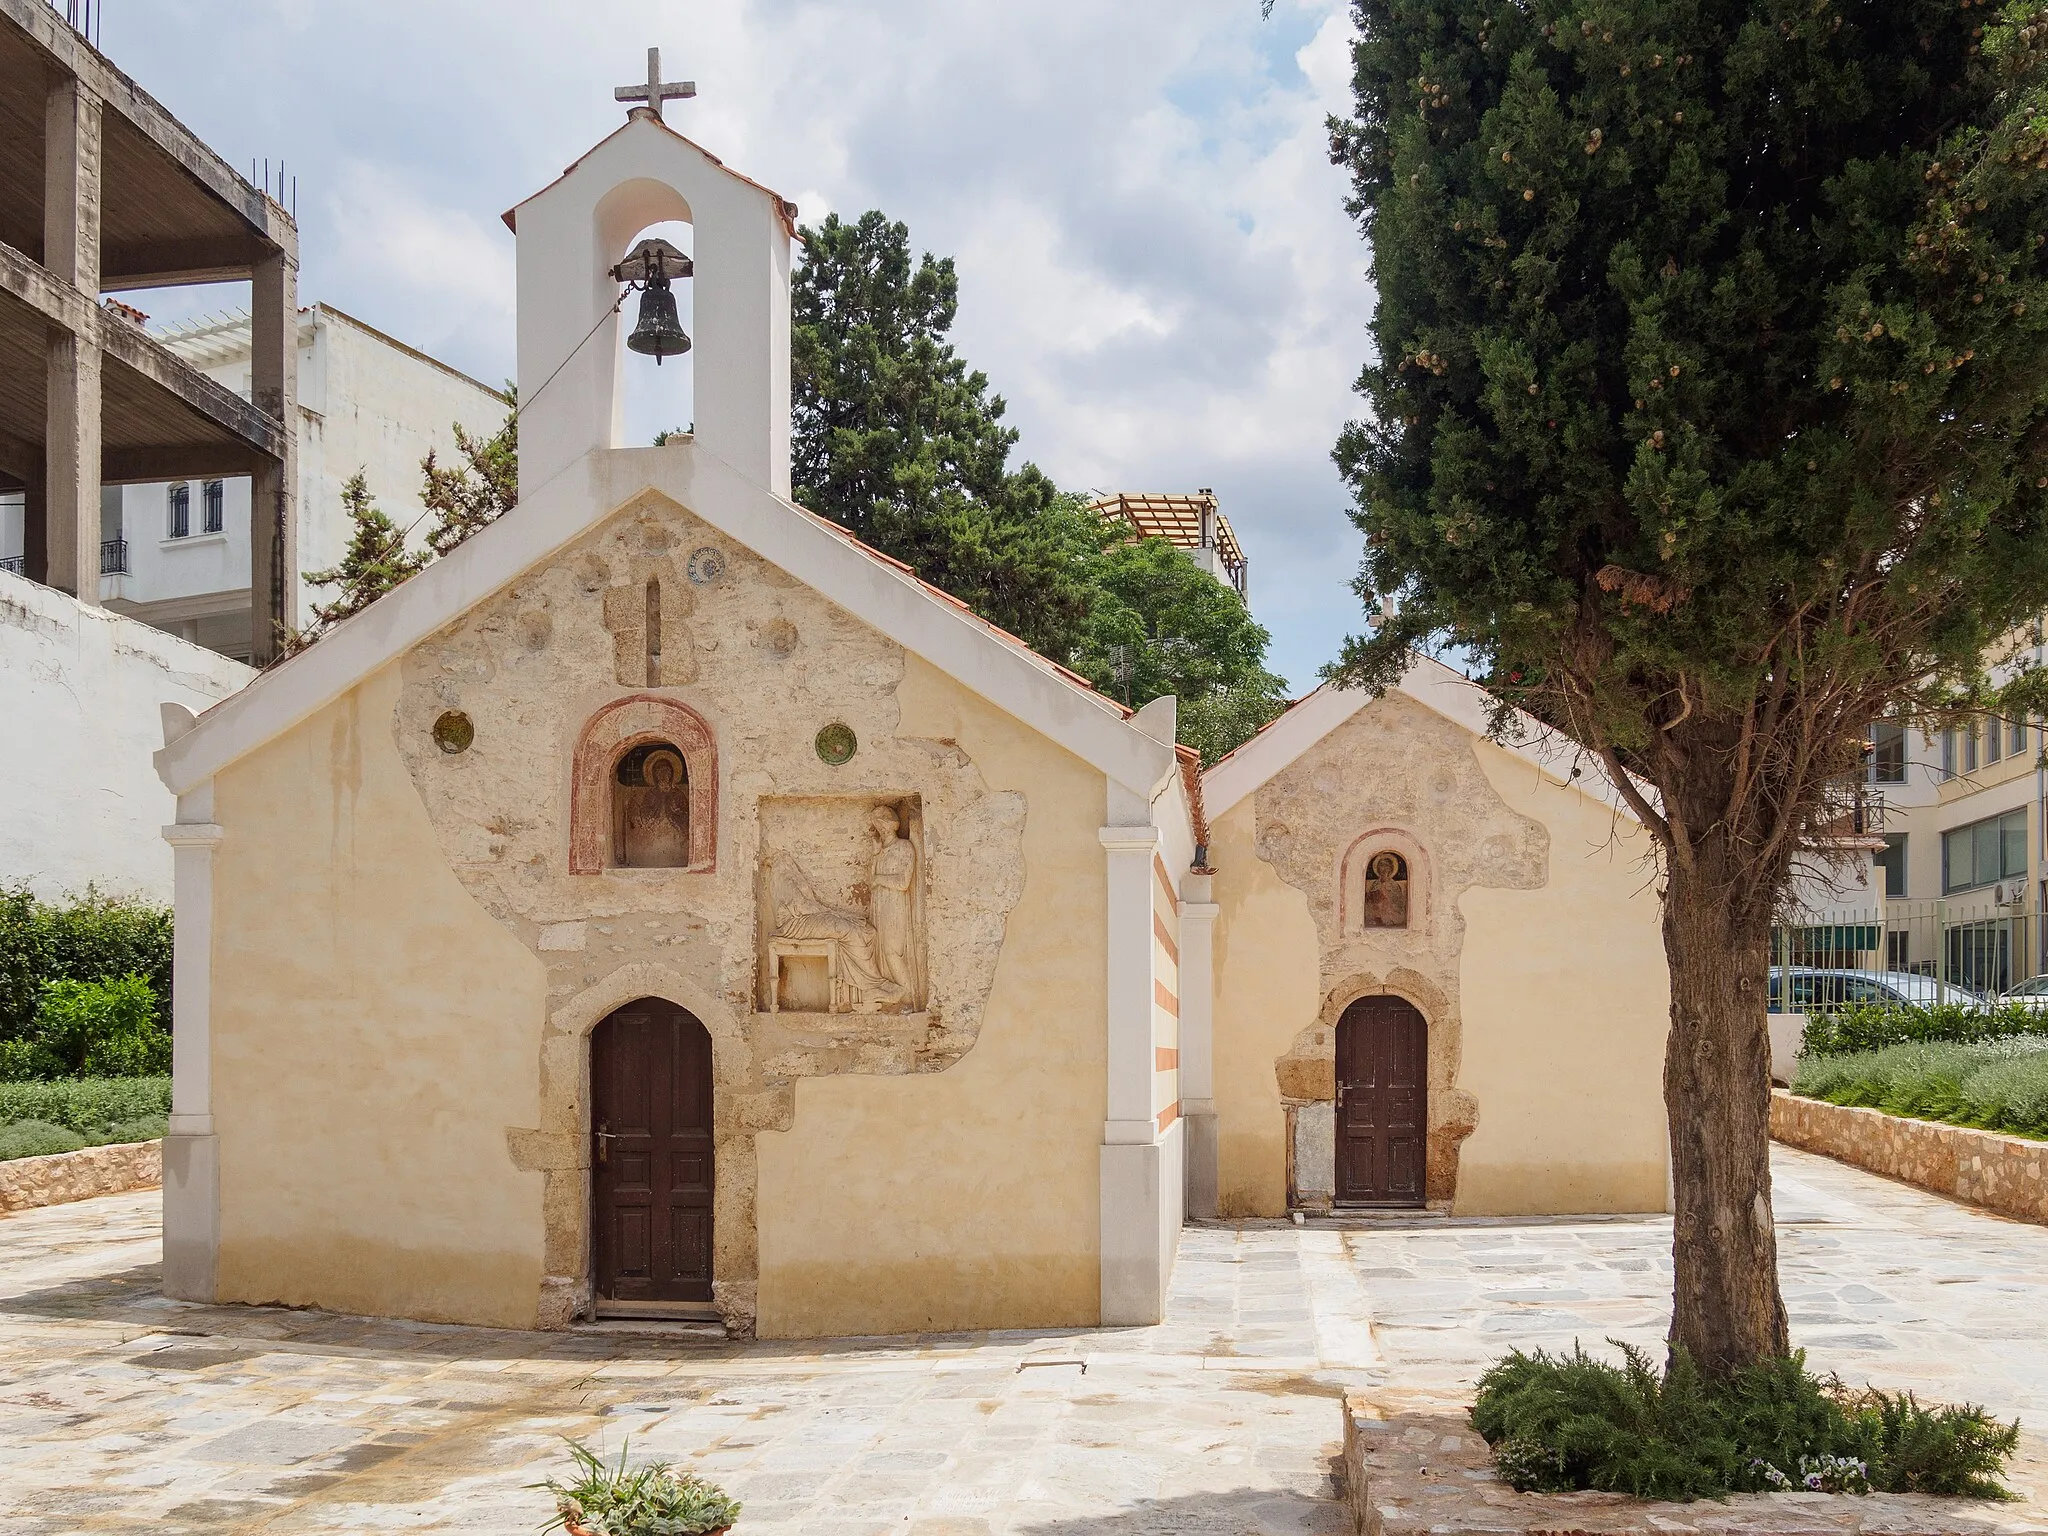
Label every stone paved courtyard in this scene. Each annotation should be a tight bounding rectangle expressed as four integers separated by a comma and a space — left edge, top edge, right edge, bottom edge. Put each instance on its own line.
0, 1145, 2043, 1532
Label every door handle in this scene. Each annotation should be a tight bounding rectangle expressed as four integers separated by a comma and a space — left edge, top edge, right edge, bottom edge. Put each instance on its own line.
595, 1123, 617, 1166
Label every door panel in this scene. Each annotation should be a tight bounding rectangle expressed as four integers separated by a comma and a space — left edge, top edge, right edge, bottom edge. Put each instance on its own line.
1336, 995, 1428, 1207
593, 1000, 715, 1303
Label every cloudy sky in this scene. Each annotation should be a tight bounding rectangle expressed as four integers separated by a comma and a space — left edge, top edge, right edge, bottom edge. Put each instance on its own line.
107, 0, 1378, 690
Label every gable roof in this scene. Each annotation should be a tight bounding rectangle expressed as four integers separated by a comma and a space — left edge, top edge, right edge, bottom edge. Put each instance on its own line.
155, 442, 1182, 801
1202, 654, 1641, 823
502, 113, 801, 238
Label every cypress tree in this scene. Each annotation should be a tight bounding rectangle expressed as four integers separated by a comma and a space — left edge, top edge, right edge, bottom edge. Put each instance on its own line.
1330, 0, 2048, 1371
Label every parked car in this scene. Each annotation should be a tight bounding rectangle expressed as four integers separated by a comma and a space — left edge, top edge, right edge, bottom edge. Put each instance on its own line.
1998, 975, 2048, 1011
1768, 966, 1983, 1012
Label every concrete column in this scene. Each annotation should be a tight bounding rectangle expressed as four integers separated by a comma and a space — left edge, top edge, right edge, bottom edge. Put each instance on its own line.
20, 464, 48, 585
1099, 822, 1166, 1325
163, 788, 223, 1302
44, 76, 102, 603
249, 249, 298, 663
1179, 872, 1221, 1220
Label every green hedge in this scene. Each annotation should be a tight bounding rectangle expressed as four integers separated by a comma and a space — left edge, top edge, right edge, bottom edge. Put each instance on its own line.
0, 1076, 170, 1137
1792, 1041, 2048, 1139
1799, 999, 2048, 1058
0, 885, 173, 1039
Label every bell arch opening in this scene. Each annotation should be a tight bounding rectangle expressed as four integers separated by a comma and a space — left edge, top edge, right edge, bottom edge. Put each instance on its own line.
615, 219, 696, 451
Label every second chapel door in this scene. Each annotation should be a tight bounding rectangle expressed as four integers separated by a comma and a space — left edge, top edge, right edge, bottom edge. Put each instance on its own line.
1335, 995, 1427, 1207
592, 1000, 714, 1304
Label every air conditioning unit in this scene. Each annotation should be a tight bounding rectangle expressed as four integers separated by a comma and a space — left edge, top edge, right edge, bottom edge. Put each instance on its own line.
1996, 877, 2030, 906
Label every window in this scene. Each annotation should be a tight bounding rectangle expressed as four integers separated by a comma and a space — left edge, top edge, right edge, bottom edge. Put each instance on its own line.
1964, 719, 1981, 774
167, 483, 190, 539
1942, 729, 1958, 780
1986, 716, 2003, 765
1868, 721, 1906, 785
1876, 833, 1908, 899
2014, 718, 2032, 758
202, 480, 224, 533
1942, 808, 2029, 893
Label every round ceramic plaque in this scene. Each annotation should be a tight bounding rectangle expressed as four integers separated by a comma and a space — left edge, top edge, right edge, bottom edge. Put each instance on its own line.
687, 545, 727, 584
432, 709, 474, 754
814, 722, 857, 766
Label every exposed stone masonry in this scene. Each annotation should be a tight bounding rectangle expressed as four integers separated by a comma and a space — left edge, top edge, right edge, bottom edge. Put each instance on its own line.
1771, 1089, 2048, 1227
0, 1138, 161, 1213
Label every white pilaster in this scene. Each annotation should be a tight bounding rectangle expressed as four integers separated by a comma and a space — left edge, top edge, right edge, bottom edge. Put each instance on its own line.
1099, 821, 1164, 1324
1179, 871, 1220, 1220
162, 789, 222, 1302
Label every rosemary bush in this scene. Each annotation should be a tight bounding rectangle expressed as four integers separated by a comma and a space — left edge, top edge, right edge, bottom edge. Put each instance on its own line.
1472, 1342, 2018, 1501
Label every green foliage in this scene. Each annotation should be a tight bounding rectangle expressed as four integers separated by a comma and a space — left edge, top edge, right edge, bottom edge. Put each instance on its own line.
792, 209, 1100, 660
1802, 999, 2048, 1057
422, 393, 518, 557
300, 471, 432, 637
1068, 534, 1292, 763
794, 209, 1288, 761
1792, 1038, 2048, 1136
538, 1440, 741, 1535
0, 1075, 171, 1134
21, 977, 170, 1079
1472, 1341, 2018, 1500
0, 886, 171, 1047
0, 1120, 87, 1160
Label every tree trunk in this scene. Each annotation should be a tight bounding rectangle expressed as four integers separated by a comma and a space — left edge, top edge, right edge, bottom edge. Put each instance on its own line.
1661, 842, 1790, 1376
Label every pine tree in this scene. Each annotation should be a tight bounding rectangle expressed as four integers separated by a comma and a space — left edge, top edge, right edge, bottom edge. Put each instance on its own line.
792, 210, 1099, 658
795, 209, 1289, 756
423, 390, 518, 557
299, 471, 431, 638
1330, 0, 2048, 1372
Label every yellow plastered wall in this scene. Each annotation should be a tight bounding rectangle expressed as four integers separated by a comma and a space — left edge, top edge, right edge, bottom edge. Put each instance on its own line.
1454, 741, 1669, 1214
753, 654, 1108, 1337
209, 664, 550, 1327
1209, 796, 1321, 1218
1207, 733, 1670, 1219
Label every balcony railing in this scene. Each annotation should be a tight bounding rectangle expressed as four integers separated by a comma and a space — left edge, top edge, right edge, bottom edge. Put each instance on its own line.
99, 537, 128, 575
0, 555, 23, 576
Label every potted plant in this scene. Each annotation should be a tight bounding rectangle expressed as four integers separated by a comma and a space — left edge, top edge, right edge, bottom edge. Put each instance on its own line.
538, 1440, 743, 1535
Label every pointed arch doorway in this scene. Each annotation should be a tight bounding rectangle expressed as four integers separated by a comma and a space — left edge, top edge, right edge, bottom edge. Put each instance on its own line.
591, 999, 714, 1312
1335, 995, 1428, 1207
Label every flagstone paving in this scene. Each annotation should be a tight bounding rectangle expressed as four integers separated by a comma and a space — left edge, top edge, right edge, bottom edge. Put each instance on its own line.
0, 1144, 2042, 1532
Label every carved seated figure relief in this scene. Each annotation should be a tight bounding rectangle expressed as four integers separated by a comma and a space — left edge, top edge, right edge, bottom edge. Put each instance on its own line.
613, 743, 690, 868
762, 801, 925, 1015
1359, 850, 1410, 929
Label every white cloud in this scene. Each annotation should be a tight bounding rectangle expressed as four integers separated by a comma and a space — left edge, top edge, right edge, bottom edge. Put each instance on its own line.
99, 0, 1376, 686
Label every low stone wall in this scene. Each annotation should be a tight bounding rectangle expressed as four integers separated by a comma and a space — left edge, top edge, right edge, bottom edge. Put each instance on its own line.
1343, 1399, 2048, 1535
1771, 1090, 2048, 1226
0, 1139, 162, 1214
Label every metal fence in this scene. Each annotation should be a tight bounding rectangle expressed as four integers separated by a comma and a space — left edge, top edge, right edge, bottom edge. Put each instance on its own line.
98, 537, 127, 576
1773, 898, 2048, 998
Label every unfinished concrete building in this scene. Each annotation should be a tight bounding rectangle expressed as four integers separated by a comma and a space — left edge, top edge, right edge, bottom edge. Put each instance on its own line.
0, 0, 297, 662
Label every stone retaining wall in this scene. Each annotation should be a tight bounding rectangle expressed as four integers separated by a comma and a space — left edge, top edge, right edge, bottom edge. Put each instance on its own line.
1770, 1090, 2048, 1226
0, 1139, 161, 1214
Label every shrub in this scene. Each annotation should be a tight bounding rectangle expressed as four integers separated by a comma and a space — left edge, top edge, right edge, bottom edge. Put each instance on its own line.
538, 1440, 742, 1534
0, 1076, 171, 1136
24, 976, 170, 1078
1470, 1342, 2018, 1501
1793, 1040, 2048, 1139
0, 885, 173, 1042
0, 1119, 88, 1160
1802, 1000, 2048, 1059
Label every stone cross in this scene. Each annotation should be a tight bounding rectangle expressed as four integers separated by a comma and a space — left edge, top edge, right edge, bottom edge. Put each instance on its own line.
615, 47, 696, 121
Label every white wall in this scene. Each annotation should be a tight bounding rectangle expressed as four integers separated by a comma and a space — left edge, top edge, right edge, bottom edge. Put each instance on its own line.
0, 571, 250, 902
94, 306, 508, 660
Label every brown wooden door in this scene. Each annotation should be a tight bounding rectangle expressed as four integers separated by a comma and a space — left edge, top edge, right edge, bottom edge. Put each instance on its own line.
592, 1000, 714, 1303
1335, 995, 1427, 1207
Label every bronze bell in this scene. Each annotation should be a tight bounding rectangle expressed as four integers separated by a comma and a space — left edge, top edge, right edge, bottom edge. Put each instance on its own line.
627, 274, 690, 364
613, 237, 694, 365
